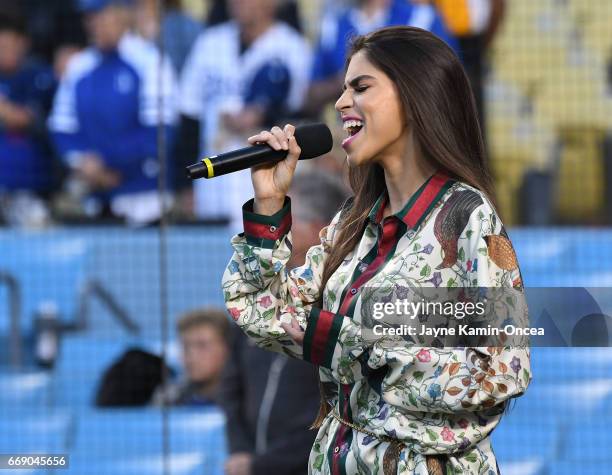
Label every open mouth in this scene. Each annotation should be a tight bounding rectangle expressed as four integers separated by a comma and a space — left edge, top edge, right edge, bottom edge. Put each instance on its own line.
342, 119, 364, 148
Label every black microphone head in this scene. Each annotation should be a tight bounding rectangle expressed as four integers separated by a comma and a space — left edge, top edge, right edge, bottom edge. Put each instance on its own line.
294, 123, 333, 160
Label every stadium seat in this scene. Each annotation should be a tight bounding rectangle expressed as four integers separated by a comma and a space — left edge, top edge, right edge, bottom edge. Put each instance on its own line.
544, 460, 612, 475
561, 418, 612, 462
0, 370, 52, 408
68, 408, 226, 475
0, 233, 89, 335
0, 409, 71, 454
492, 410, 559, 467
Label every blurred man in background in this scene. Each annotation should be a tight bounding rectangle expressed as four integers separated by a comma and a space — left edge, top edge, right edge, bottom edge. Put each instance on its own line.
425, 0, 506, 133
0, 12, 56, 227
305, 0, 457, 116
220, 170, 347, 475
133, 0, 202, 75
177, 0, 311, 228
48, 0, 177, 226
154, 308, 230, 406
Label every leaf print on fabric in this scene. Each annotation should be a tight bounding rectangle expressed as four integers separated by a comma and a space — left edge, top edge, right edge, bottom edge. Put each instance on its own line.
222, 181, 531, 475
484, 234, 519, 271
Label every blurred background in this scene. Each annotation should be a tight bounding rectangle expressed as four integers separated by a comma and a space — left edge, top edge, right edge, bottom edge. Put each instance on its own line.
0, 0, 610, 474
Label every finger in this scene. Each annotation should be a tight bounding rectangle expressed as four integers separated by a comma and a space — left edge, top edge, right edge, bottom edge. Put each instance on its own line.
283, 123, 296, 138
286, 128, 301, 166
248, 130, 282, 150
290, 316, 302, 331
280, 322, 304, 344
270, 125, 289, 150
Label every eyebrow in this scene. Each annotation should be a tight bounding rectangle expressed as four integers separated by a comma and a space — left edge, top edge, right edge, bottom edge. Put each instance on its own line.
342, 74, 376, 91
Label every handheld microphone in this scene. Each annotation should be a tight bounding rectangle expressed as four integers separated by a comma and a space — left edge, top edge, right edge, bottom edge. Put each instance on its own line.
186, 123, 333, 180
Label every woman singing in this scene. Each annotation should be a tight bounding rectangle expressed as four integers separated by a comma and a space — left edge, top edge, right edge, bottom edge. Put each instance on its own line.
222, 26, 531, 475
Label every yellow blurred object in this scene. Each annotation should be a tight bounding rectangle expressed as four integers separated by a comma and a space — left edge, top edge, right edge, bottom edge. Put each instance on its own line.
567, 0, 612, 61
491, 0, 572, 93
554, 128, 605, 220
486, 76, 556, 224
534, 51, 612, 131
433, 0, 472, 36
182, 0, 207, 20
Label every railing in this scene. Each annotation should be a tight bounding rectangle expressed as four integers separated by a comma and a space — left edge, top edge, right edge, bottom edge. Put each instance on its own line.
0, 271, 22, 368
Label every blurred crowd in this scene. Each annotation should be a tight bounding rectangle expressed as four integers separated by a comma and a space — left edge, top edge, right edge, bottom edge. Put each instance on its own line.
0, 0, 505, 229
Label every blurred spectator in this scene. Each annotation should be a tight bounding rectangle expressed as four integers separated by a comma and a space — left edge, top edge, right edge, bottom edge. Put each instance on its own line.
207, 0, 303, 33
0, 12, 56, 228
427, 0, 506, 133
133, 0, 203, 75
48, 0, 178, 226
177, 0, 311, 228
154, 308, 230, 406
304, 0, 458, 116
96, 347, 175, 406
220, 170, 347, 475
288, 169, 349, 267
0, 0, 87, 65
53, 45, 83, 79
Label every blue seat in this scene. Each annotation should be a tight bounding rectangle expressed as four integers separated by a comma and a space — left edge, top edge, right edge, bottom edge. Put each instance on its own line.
544, 460, 611, 474
0, 233, 89, 334
0, 409, 71, 453
0, 370, 52, 408
53, 337, 130, 407
68, 451, 212, 475
509, 377, 612, 422
561, 419, 612, 462
492, 412, 559, 465
68, 408, 226, 474
496, 459, 545, 475
530, 348, 612, 382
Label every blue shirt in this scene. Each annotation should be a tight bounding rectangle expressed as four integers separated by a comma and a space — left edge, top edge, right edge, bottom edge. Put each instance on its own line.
312, 0, 459, 82
0, 60, 55, 191
48, 33, 177, 199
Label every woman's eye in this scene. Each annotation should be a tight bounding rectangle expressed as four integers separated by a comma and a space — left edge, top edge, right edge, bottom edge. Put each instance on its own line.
354, 86, 369, 93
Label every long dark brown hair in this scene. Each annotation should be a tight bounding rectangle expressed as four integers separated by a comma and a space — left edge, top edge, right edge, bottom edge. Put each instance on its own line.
312, 26, 498, 427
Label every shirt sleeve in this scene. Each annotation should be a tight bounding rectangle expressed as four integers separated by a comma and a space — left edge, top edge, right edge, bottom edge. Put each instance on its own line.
48, 58, 90, 163
222, 197, 343, 359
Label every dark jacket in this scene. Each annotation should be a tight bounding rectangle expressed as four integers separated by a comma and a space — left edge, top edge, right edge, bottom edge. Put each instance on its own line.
220, 327, 320, 475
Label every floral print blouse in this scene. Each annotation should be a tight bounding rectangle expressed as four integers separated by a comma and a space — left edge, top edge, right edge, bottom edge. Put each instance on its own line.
222, 171, 531, 475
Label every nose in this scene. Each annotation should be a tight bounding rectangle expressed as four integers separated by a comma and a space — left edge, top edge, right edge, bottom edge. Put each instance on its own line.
335, 87, 352, 113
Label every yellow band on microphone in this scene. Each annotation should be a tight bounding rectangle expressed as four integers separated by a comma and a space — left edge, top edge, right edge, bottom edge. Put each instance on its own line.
202, 158, 214, 178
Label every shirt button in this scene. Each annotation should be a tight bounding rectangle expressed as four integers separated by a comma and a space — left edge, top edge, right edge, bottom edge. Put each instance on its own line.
334, 446, 340, 454
269, 225, 277, 232
350, 288, 357, 295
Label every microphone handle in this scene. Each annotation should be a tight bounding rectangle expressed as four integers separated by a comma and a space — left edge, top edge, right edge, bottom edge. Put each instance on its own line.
188, 145, 288, 179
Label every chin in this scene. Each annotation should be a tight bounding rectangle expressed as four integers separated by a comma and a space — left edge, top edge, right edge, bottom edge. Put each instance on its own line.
346, 150, 375, 168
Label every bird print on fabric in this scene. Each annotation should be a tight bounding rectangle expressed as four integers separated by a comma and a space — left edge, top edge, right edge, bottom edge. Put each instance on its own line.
434, 190, 483, 269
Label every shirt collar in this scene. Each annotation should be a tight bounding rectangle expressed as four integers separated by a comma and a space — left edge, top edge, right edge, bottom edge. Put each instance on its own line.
367, 170, 454, 229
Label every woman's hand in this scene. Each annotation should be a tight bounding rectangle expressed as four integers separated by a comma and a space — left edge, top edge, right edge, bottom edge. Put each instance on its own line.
281, 317, 305, 345
248, 124, 301, 215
